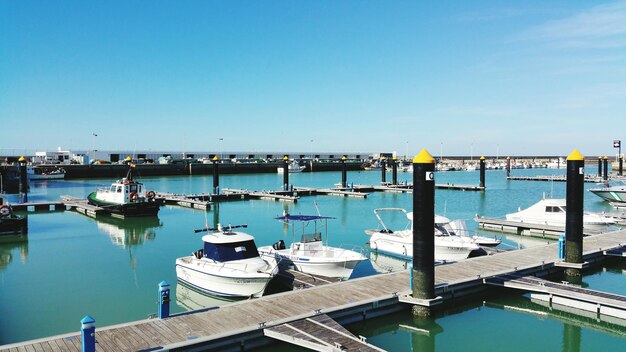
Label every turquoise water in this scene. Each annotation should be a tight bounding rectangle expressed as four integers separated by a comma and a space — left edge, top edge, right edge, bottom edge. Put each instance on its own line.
1, 167, 625, 347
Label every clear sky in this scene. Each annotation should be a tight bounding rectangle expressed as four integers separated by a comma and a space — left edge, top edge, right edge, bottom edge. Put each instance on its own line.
1, 1, 625, 156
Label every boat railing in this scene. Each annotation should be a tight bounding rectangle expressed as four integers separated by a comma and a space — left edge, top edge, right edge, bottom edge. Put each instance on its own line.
333, 243, 368, 258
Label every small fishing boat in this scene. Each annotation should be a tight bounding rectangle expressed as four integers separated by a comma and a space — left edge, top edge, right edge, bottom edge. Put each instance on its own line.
27, 166, 65, 180
258, 214, 367, 279
87, 165, 163, 217
589, 185, 626, 204
0, 199, 27, 240
277, 162, 305, 173
176, 224, 278, 298
364, 208, 479, 262
505, 198, 616, 230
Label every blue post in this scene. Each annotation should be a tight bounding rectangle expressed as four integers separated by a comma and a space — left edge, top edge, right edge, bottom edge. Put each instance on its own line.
80, 315, 96, 352
158, 281, 170, 319
558, 234, 565, 260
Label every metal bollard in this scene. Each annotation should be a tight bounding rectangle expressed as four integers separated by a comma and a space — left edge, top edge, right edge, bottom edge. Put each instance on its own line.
158, 281, 171, 319
80, 315, 96, 352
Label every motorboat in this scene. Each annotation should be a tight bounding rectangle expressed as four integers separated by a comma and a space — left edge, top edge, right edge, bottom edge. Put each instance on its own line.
364, 208, 479, 262
277, 162, 305, 174
176, 224, 278, 298
435, 215, 501, 247
87, 165, 163, 217
505, 198, 616, 230
589, 185, 626, 204
258, 214, 367, 279
27, 166, 65, 180
0, 200, 27, 239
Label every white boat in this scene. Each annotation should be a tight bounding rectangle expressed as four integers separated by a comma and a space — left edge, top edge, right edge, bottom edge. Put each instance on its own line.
364, 208, 479, 262
435, 215, 501, 247
277, 162, 305, 173
258, 215, 367, 279
27, 166, 65, 180
505, 198, 616, 230
589, 185, 626, 204
176, 224, 278, 298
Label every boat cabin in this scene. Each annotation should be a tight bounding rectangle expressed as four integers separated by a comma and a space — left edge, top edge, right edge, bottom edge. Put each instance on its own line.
200, 232, 261, 262
97, 178, 148, 204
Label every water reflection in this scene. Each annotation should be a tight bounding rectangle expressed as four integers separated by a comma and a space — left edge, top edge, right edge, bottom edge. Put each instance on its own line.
369, 251, 410, 273
93, 216, 162, 267
175, 281, 244, 311
0, 240, 29, 269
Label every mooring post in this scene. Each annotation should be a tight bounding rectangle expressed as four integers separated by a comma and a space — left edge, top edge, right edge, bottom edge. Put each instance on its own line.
392, 156, 398, 185
619, 155, 623, 176
412, 149, 435, 317
341, 155, 347, 188
598, 156, 603, 177
80, 315, 96, 352
603, 156, 609, 181
479, 156, 485, 189
212, 155, 219, 195
381, 156, 387, 184
558, 234, 565, 260
506, 157, 511, 178
158, 280, 170, 319
564, 149, 584, 278
18, 156, 28, 203
283, 155, 289, 191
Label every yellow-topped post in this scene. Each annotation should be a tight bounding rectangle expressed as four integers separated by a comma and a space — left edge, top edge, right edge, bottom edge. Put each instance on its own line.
392, 156, 398, 185
283, 155, 290, 191
18, 156, 28, 203
380, 156, 387, 184
341, 155, 347, 188
598, 156, 603, 178
212, 155, 220, 194
412, 149, 435, 316
565, 149, 584, 278
506, 156, 511, 178
479, 156, 486, 189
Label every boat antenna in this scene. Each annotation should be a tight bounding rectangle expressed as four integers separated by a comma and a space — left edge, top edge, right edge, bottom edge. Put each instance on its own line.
314, 200, 322, 216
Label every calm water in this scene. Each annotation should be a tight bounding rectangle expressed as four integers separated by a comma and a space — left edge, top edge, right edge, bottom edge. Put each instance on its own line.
1, 166, 625, 348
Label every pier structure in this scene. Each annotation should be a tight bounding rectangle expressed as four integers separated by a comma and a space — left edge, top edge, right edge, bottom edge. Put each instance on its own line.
598, 156, 603, 178
380, 156, 387, 184
391, 156, 398, 185
7, 229, 626, 351
564, 149, 585, 278
282, 155, 289, 191
212, 155, 219, 194
479, 156, 485, 189
18, 156, 28, 203
341, 155, 347, 188
604, 156, 609, 181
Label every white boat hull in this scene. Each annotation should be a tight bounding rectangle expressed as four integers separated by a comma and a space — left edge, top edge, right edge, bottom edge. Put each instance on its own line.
368, 232, 477, 262
258, 246, 366, 279
28, 173, 65, 180
175, 257, 275, 298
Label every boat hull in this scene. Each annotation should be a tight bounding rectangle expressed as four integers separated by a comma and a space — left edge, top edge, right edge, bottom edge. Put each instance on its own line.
258, 247, 365, 279
87, 192, 162, 217
590, 189, 626, 203
0, 217, 27, 238
175, 257, 275, 298
368, 233, 477, 262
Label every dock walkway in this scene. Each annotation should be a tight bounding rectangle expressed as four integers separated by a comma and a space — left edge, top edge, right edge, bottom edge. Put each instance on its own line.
474, 216, 601, 239
6, 230, 626, 351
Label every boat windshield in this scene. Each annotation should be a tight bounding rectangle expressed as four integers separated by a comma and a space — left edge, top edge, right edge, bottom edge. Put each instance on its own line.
301, 232, 322, 243
203, 240, 260, 262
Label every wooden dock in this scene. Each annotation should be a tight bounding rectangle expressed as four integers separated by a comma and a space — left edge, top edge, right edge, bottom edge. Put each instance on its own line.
9, 201, 66, 212
60, 195, 106, 218
6, 229, 626, 351
155, 192, 212, 210
293, 186, 368, 198
474, 216, 601, 239
222, 188, 300, 202
277, 270, 344, 290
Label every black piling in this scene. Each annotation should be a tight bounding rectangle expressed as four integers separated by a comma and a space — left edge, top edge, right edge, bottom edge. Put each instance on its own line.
212, 156, 220, 195
565, 149, 584, 278
479, 156, 486, 188
18, 156, 28, 203
381, 157, 387, 184
392, 156, 398, 185
341, 155, 347, 188
620, 155, 623, 176
412, 149, 435, 317
283, 156, 289, 191
598, 157, 602, 178
506, 157, 511, 178
603, 156, 609, 181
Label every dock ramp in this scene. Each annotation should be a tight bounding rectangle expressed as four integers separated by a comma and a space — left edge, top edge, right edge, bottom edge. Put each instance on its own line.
264, 314, 385, 351
485, 274, 626, 321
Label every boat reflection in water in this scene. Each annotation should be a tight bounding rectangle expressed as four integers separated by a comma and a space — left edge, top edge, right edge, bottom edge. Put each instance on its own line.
368, 251, 410, 274
175, 281, 246, 311
0, 240, 29, 270
94, 216, 162, 267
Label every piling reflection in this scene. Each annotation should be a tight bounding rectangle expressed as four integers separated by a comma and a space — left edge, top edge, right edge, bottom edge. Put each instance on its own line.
562, 323, 581, 352
0, 240, 29, 269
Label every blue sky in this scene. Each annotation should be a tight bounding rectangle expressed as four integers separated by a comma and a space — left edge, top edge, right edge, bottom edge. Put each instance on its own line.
1, 1, 625, 156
